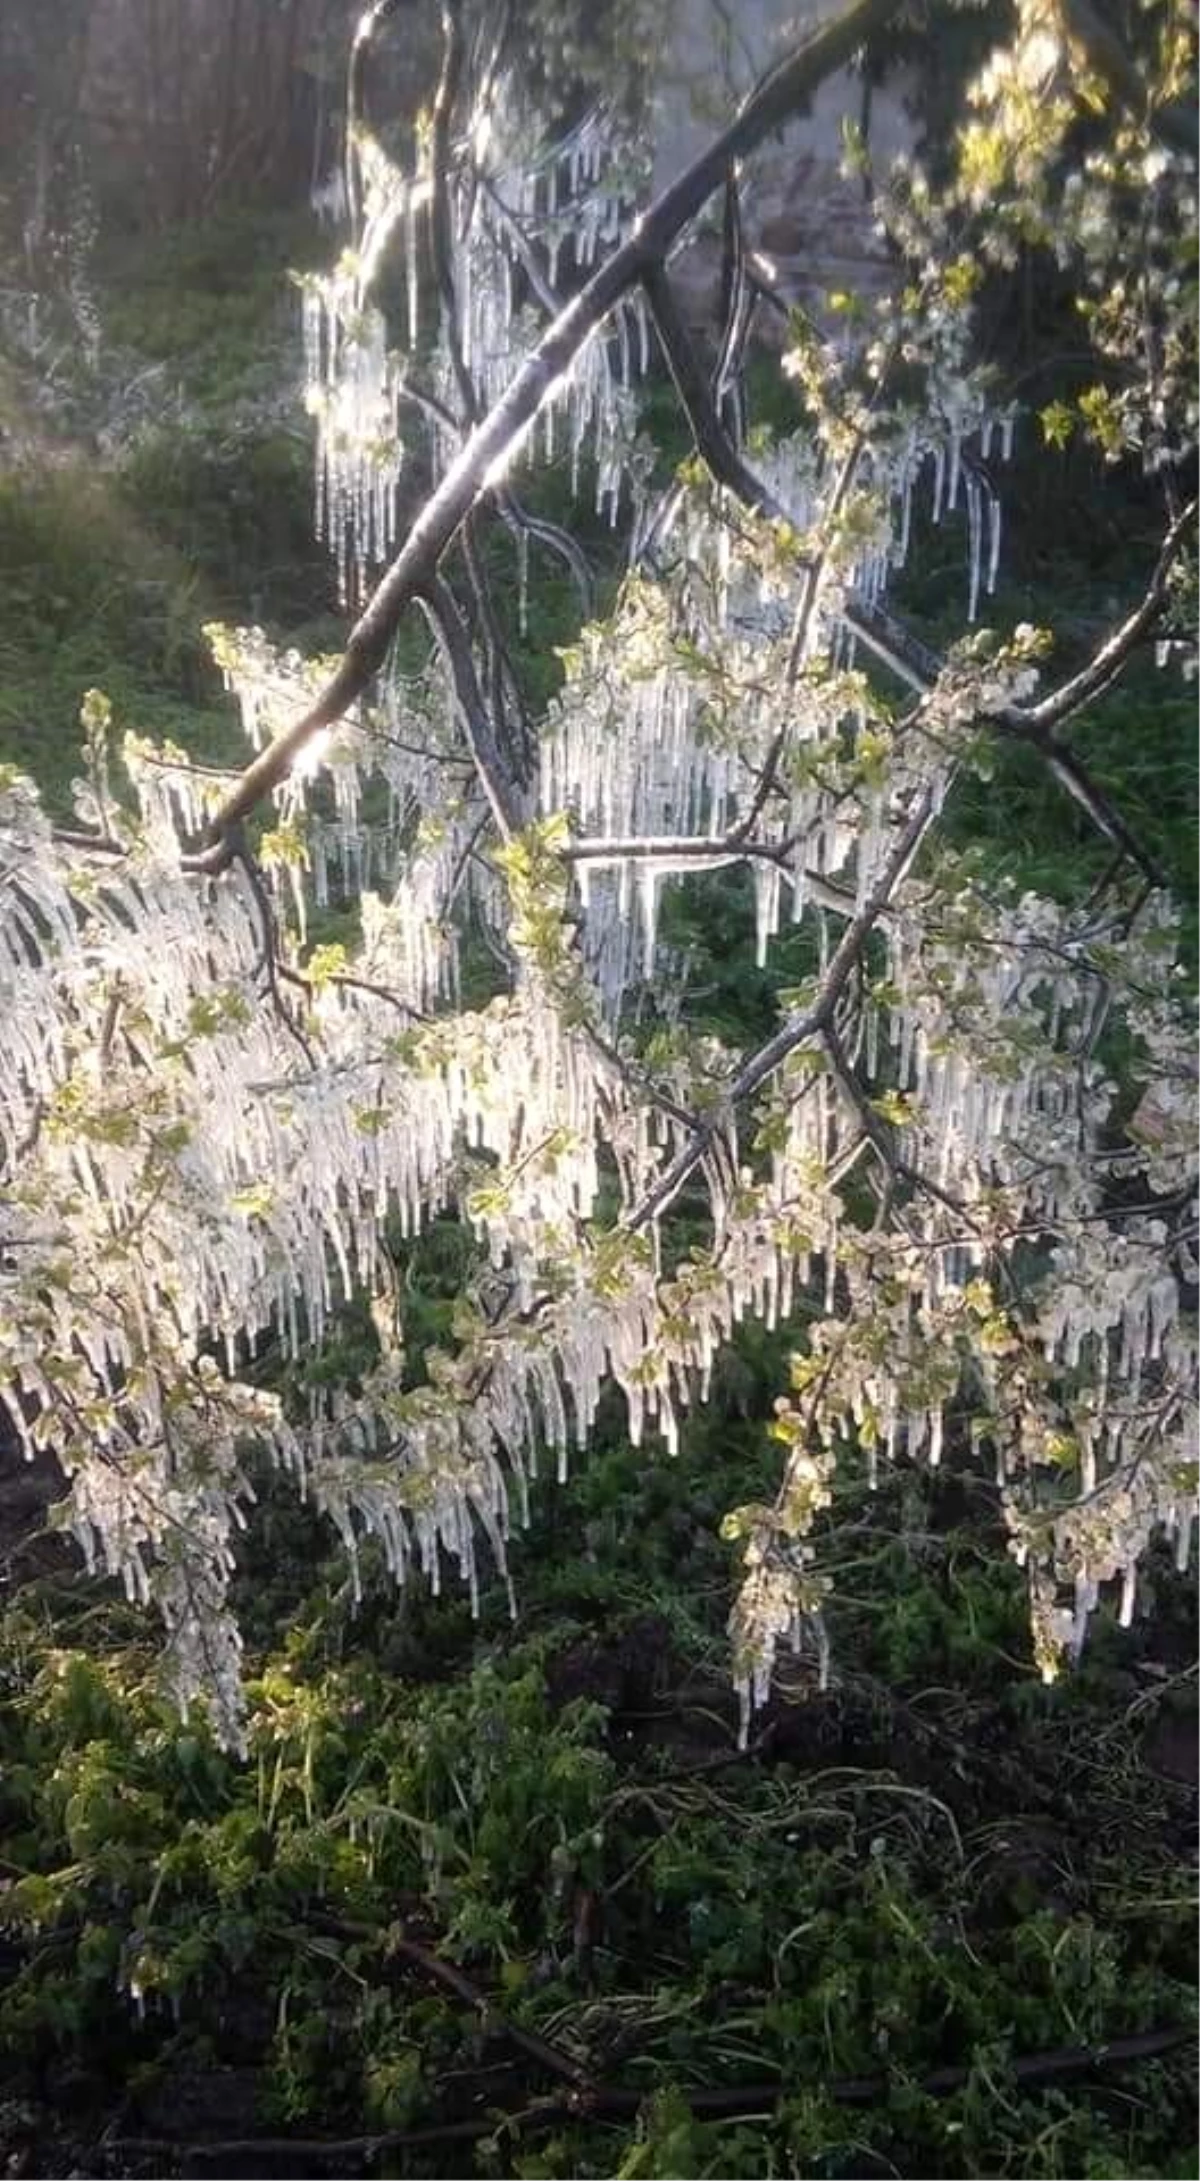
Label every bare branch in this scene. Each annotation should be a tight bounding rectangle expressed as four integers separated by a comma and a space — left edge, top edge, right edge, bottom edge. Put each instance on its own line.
104, 2024, 1195, 2165
495, 491, 596, 616
416, 576, 523, 836
1012, 497, 1197, 737
715, 160, 753, 441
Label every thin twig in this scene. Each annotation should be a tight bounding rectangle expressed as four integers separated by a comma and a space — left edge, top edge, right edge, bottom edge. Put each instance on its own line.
627, 785, 938, 1230
101, 2025, 1194, 2168
416, 577, 523, 836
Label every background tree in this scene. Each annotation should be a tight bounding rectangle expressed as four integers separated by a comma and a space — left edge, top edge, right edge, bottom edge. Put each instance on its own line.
0, 0, 361, 242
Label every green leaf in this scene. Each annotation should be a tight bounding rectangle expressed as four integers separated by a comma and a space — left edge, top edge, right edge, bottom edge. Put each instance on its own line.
1039, 400, 1075, 450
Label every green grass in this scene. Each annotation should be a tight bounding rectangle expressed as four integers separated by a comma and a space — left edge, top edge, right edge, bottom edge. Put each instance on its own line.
97, 205, 326, 418
0, 467, 244, 813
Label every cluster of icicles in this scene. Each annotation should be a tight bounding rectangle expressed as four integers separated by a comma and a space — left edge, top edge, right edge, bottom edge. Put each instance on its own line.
2, 704, 1195, 1740
541, 390, 1011, 1015
1, 43, 1193, 1744
879, 885, 1196, 1660
0, 739, 845, 1740
0, 774, 574, 1733
299, 86, 652, 599
301, 219, 406, 598
442, 101, 652, 521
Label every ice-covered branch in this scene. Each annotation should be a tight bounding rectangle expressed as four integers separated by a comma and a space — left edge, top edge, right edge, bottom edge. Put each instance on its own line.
198, 0, 901, 854
562, 832, 857, 917
626, 783, 939, 1231
1010, 496, 1197, 735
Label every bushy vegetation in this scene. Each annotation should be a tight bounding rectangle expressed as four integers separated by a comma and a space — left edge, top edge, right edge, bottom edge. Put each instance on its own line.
2, 1343, 1196, 2179
0, 44, 1196, 2181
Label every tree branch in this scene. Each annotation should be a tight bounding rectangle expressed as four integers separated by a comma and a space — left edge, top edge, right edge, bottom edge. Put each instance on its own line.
638, 222, 1188, 893
637, 255, 941, 710
382, 1927, 591, 2089
416, 576, 523, 836
562, 831, 857, 916
989, 497, 1196, 886
496, 491, 597, 616
102, 2025, 1193, 2168
428, 0, 471, 412
644, 259, 785, 518
1061, 0, 1196, 154
627, 783, 938, 1230
1012, 496, 1196, 738
715, 160, 753, 441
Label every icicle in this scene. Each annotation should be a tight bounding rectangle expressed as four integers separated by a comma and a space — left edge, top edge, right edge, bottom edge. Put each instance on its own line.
987, 492, 1002, 595
947, 430, 962, 511
638, 865, 660, 976
405, 186, 418, 345
517, 525, 529, 639
928, 1407, 943, 1468
966, 475, 982, 623
931, 443, 945, 524
754, 862, 779, 967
